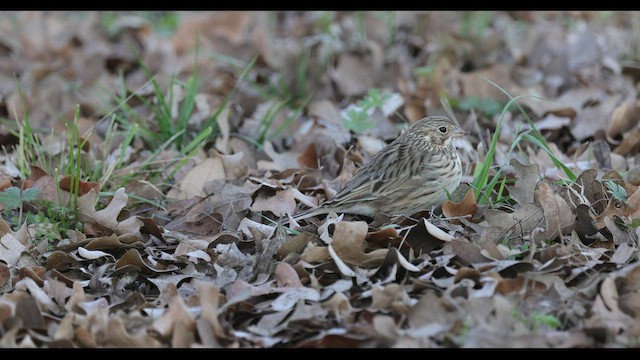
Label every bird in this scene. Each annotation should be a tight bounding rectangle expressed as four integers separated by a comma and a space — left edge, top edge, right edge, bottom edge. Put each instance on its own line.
288, 115, 466, 223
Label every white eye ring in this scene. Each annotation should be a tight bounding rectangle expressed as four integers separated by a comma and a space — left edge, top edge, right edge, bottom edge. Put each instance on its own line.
438, 126, 447, 134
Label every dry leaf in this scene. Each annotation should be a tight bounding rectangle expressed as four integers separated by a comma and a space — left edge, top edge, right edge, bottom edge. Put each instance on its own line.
330, 54, 375, 97
608, 99, 640, 138
174, 157, 226, 200
442, 188, 478, 222
533, 181, 574, 242
0, 233, 26, 266
152, 293, 196, 339
331, 221, 388, 267
250, 188, 297, 217
78, 188, 142, 237
508, 158, 539, 205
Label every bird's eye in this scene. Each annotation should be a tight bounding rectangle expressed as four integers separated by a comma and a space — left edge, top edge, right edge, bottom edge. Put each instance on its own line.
438, 126, 447, 134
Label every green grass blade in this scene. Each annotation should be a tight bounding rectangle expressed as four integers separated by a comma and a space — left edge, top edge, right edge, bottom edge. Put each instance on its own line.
520, 133, 576, 181
481, 77, 576, 181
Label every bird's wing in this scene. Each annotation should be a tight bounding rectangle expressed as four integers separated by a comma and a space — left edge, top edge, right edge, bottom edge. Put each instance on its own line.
324, 142, 430, 207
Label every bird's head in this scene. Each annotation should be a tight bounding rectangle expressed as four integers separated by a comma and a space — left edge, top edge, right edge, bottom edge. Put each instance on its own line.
408, 116, 467, 147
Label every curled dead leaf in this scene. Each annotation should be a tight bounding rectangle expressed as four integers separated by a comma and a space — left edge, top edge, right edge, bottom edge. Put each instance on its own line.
77, 188, 142, 237
533, 181, 574, 243
508, 158, 539, 205
607, 99, 640, 138
442, 188, 478, 223
423, 218, 455, 242
152, 293, 196, 339
250, 188, 297, 217
331, 221, 388, 267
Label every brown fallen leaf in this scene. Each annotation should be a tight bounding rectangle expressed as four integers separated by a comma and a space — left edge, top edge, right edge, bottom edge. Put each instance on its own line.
196, 280, 225, 340
583, 277, 635, 336
574, 204, 599, 243
330, 221, 388, 268
114, 248, 172, 275
568, 169, 607, 214
152, 292, 196, 339
459, 63, 523, 101
442, 188, 478, 223
250, 188, 297, 218
533, 180, 574, 242
407, 290, 455, 338
508, 158, 539, 205
616, 263, 640, 317
401, 218, 449, 254
321, 292, 353, 321
257, 141, 304, 172
275, 262, 303, 288
613, 129, 640, 156
15, 295, 45, 330
300, 244, 331, 264
607, 99, 640, 138
22, 166, 70, 205
444, 239, 492, 265
73, 235, 141, 253
170, 157, 226, 200
172, 12, 252, 53
330, 53, 375, 97
77, 188, 142, 237
483, 203, 545, 238
276, 232, 312, 260
297, 142, 318, 169
58, 176, 100, 197
365, 227, 401, 250
0, 233, 26, 267
215, 150, 248, 180
571, 95, 622, 141
370, 283, 412, 313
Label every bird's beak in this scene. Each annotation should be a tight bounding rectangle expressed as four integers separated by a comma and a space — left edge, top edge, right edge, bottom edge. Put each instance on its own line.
452, 127, 467, 138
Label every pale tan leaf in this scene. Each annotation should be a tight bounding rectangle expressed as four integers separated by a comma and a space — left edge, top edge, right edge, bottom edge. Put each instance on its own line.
533, 181, 575, 242
78, 188, 142, 236
508, 158, 539, 205
0, 233, 26, 266
152, 294, 196, 338
77, 247, 113, 260
177, 157, 226, 200
423, 218, 455, 242
331, 221, 388, 266
250, 188, 297, 217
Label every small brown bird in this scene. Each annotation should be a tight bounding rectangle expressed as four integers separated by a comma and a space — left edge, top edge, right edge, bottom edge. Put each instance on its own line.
291, 116, 466, 222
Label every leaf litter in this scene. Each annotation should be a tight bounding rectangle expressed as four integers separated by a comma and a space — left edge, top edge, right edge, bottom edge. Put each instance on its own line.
0, 11, 640, 348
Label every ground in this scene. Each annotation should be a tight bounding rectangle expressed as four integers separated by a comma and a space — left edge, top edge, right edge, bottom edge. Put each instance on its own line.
0, 11, 638, 348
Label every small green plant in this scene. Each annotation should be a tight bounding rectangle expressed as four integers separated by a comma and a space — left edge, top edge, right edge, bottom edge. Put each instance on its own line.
453, 317, 471, 346
457, 96, 505, 118
461, 11, 493, 38
101, 11, 179, 38
413, 65, 436, 78
484, 77, 576, 182
512, 310, 562, 331
0, 186, 41, 224
469, 79, 577, 207
28, 206, 78, 249
134, 50, 202, 150
104, 47, 244, 191
628, 218, 640, 228
0, 186, 81, 245
343, 107, 374, 133
342, 88, 393, 133
604, 180, 628, 201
